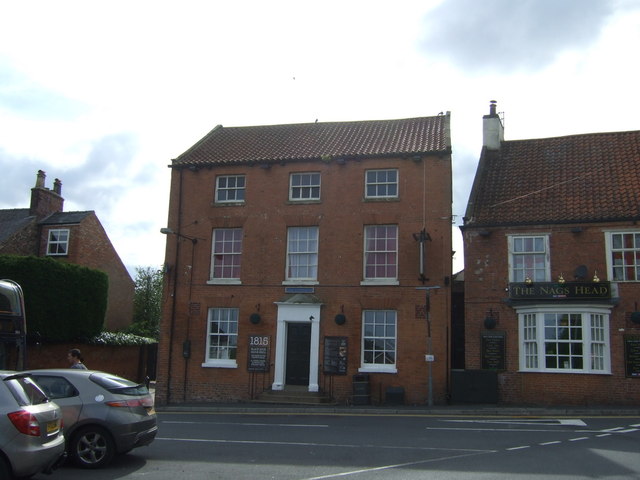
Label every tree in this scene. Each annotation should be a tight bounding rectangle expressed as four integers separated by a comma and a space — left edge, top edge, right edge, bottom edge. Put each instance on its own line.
127, 267, 163, 339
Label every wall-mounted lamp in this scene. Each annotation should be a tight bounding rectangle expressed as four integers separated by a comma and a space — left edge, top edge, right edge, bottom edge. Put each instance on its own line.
413, 229, 432, 284
525, 276, 533, 285
160, 227, 198, 244
484, 309, 498, 329
558, 274, 565, 284
593, 271, 600, 282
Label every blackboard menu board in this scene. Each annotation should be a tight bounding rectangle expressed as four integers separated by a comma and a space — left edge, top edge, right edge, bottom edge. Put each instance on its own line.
481, 333, 506, 370
247, 335, 270, 372
624, 335, 640, 378
323, 336, 347, 375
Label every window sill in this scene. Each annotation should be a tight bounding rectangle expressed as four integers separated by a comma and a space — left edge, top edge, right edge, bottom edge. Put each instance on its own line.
286, 200, 321, 205
360, 279, 399, 286
213, 201, 245, 207
358, 366, 397, 374
362, 197, 399, 202
282, 280, 319, 286
201, 361, 238, 369
207, 279, 242, 285
518, 369, 611, 375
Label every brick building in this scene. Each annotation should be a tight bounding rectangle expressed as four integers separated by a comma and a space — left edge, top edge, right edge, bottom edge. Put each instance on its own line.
0, 170, 134, 331
156, 114, 453, 406
461, 101, 640, 405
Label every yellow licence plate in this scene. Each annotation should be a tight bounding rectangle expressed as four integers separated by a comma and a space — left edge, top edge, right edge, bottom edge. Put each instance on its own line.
46, 420, 59, 434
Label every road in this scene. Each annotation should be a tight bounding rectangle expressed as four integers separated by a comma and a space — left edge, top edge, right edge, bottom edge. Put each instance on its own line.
35, 411, 640, 479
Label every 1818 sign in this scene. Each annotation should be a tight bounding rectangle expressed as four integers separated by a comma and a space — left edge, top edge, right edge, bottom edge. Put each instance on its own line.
248, 335, 270, 372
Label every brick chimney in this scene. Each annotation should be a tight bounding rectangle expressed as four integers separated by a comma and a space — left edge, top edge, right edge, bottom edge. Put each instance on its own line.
482, 100, 504, 150
29, 170, 64, 218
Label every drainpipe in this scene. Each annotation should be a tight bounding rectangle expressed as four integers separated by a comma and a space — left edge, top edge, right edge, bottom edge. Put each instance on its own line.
165, 167, 185, 404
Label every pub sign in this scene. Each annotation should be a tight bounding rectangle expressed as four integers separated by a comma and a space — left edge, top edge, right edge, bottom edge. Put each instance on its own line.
509, 282, 611, 301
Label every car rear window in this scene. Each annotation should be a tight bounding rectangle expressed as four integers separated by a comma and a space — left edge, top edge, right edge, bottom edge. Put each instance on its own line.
4, 376, 49, 406
90, 373, 149, 396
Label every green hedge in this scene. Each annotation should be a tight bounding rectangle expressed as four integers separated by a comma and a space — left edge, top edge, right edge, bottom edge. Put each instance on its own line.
0, 255, 108, 342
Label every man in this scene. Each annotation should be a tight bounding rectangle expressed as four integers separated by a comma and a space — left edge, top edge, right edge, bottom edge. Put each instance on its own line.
67, 348, 88, 369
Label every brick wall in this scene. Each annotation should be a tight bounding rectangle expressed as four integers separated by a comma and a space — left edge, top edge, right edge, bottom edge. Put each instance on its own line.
463, 223, 640, 405
156, 154, 452, 406
26, 343, 155, 384
39, 215, 134, 331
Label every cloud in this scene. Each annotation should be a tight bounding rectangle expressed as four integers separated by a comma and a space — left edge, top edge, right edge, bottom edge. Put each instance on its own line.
421, 0, 614, 73
0, 58, 86, 119
0, 151, 42, 207
61, 133, 140, 214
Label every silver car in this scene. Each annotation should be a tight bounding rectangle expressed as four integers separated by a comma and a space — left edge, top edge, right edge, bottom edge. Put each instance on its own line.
27, 369, 157, 469
0, 371, 66, 478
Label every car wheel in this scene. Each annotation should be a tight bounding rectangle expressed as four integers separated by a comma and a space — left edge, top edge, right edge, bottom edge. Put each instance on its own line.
0, 456, 12, 479
69, 426, 115, 469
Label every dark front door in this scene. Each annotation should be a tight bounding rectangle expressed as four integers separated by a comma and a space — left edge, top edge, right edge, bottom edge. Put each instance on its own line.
285, 323, 311, 385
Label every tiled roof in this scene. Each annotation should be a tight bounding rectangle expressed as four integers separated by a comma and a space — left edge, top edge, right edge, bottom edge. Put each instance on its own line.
0, 209, 93, 245
465, 130, 640, 226
39, 211, 92, 225
172, 115, 450, 167
0, 209, 33, 243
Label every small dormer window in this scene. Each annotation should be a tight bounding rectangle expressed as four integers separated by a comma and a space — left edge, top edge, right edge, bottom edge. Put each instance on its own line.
47, 229, 69, 256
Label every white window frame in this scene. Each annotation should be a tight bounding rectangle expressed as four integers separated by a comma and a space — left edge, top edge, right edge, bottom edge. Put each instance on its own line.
47, 229, 70, 256
508, 234, 550, 282
215, 175, 246, 204
202, 307, 238, 368
517, 305, 611, 374
209, 228, 242, 285
289, 172, 321, 201
365, 169, 398, 199
605, 230, 640, 282
359, 310, 397, 373
284, 226, 319, 284
361, 225, 399, 285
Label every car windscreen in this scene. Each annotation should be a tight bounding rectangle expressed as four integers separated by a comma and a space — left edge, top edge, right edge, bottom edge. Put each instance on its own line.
89, 373, 149, 396
4, 375, 50, 406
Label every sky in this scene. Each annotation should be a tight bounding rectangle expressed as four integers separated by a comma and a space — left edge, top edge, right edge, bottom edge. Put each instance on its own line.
1, 0, 639, 277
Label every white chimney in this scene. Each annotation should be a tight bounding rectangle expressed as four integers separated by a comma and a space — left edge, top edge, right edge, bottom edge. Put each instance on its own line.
482, 100, 504, 150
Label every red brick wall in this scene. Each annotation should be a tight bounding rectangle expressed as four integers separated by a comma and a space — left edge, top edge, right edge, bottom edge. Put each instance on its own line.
464, 223, 640, 405
25, 343, 154, 384
39, 215, 134, 331
156, 154, 452, 405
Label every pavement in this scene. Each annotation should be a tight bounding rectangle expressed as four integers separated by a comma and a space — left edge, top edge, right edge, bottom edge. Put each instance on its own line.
155, 401, 640, 417
148, 382, 640, 416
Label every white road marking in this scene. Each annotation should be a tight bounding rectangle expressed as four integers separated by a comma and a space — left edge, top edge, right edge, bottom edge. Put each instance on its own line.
156, 437, 491, 453
441, 418, 586, 427
539, 441, 561, 445
162, 420, 329, 428
569, 437, 589, 442
301, 451, 495, 480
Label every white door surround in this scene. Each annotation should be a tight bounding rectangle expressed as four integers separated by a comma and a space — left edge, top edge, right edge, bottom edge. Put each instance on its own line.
272, 296, 322, 392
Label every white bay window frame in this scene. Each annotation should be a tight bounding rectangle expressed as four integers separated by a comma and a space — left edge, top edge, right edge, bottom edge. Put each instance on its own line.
517, 305, 611, 374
